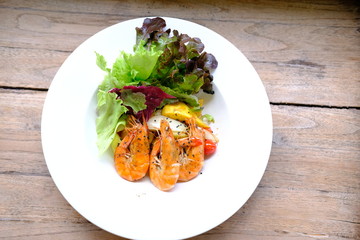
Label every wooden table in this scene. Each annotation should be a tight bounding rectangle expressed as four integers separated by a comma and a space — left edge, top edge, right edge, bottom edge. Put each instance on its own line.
1, 0, 359, 239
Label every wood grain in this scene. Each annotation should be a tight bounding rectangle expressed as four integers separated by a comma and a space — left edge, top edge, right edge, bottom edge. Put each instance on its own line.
0, 90, 359, 239
0, 0, 359, 239
0, 1, 359, 106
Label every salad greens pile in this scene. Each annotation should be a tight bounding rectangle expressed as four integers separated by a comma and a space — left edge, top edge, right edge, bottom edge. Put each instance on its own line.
95, 17, 218, 154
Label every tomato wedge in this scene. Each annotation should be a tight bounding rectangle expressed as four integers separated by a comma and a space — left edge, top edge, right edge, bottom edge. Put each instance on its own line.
204, 139, 217, 155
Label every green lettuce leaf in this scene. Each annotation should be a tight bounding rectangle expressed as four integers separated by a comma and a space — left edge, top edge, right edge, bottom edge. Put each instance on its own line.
96, 42, 163, 92
202, 113, 215, 123
95, 52, 110, 72
126, 42, 163, 80
178, 74, 204, 94
158, 85, 200, 108
120, 89, 147, 113
96, 90, 128, 155
96, 52, 130, 91
111, 52, 134, 87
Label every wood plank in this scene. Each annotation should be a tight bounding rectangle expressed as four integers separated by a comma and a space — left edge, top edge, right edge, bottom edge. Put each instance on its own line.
0, 2, 359, 106
0, 47, 68, 89
1, 174, 358, 240
0, 1, 360, 107
1, 222, 121, 240
1, 1, 359, 240
0, 7, 121, 52
0, 175, 127, 240
1, 0, 358, 27
0, 89, 359, 239
0, 89, 47, 176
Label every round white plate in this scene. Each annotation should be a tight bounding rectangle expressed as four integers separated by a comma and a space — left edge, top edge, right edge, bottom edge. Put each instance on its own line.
41, 17, 272, 240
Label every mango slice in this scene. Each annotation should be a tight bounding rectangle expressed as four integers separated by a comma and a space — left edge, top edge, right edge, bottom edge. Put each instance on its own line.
161, 102, 209, 128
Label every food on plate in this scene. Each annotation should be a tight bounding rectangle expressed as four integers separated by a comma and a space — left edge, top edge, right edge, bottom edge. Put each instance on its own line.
149, 120, 180, 191
161, 102, 209, 128
114, 116, 150, 181
178, 118, 205, 181
95, 17, 219, 190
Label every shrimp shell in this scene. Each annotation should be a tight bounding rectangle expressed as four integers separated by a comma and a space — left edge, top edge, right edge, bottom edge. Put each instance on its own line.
114, 117, 150, 181
149, 120, 180, 191
178, 118, 205, 181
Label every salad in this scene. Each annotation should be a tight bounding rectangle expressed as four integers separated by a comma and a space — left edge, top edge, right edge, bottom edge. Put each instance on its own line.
95, 17, 219, 191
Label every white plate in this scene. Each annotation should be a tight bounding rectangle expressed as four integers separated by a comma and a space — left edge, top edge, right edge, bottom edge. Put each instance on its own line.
41, 17, 272, 240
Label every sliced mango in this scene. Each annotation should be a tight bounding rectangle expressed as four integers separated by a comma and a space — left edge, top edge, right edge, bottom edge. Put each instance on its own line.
162, 102, 192, 120
194, 118, 209, 128
161, 102, 209, 128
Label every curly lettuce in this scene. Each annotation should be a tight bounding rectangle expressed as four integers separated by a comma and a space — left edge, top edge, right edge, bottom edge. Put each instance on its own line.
136, 18, 218, 95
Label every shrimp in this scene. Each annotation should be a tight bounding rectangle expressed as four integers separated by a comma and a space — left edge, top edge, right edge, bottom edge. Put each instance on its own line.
178, 118, 205, 182
149, 120, 180, 191
114, 116, 150, 181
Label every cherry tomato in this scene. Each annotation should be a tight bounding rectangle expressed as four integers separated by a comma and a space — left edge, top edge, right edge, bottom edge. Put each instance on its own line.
204, 139, 217, 155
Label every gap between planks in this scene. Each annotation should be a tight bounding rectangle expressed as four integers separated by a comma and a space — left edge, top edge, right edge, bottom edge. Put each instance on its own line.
1, 86, 359, 110
270, 102, 360, 110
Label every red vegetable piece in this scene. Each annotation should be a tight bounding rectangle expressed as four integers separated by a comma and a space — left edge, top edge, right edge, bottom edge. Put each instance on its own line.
204, 139, 217, 155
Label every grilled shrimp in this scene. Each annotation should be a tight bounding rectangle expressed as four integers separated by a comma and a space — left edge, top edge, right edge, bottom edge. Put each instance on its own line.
114, 117, 150, 181
178, 118, 205, 181
149, 120, 180, 191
